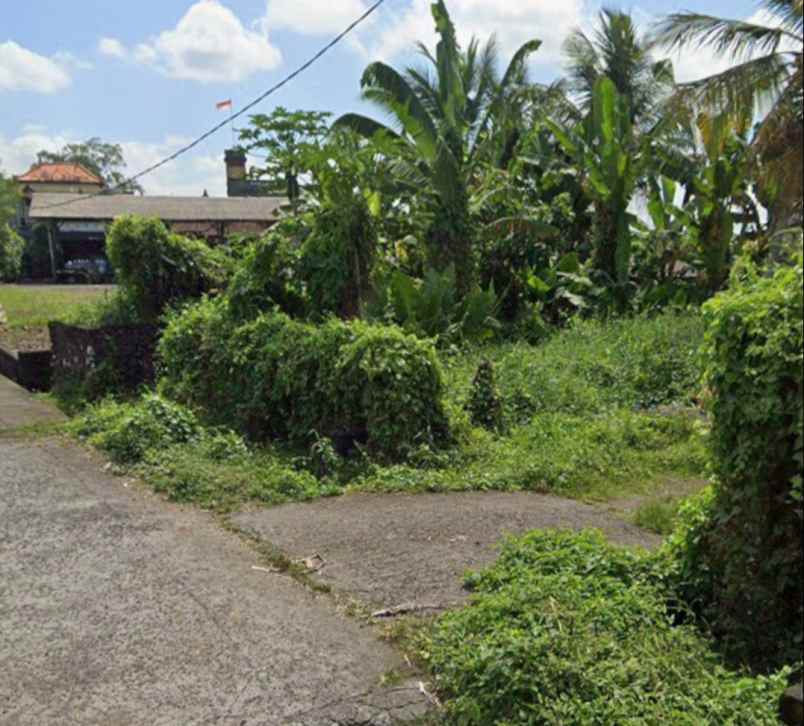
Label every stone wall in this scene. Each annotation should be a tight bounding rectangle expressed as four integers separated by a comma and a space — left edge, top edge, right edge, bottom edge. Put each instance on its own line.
0, 343, 52, 391
49, 322, 159, 394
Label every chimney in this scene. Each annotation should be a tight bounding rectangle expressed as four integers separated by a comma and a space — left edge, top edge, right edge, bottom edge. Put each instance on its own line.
224, 148, 247, 197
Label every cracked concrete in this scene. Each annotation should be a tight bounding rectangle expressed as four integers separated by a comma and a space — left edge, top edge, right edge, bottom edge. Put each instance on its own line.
233, 491, 661, 610
0, 436, 428, 725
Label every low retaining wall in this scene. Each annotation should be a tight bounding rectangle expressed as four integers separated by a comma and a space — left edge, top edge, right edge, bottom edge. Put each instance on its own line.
49, 322, 159, 393
0, 343, 52, 391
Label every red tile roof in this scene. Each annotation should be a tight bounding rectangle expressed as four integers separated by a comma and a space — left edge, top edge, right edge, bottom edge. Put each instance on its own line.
17, 163, 104, 185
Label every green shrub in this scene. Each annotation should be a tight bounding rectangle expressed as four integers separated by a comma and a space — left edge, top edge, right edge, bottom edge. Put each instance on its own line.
65, 288, 142, 328
372, 265, 500, 342
71, 393, 201, 464
666, 254, 803, 671
467, 360, 504, 432
427, 530, 789, 725
226, 217, 307, 321
300, 197, 376, 319
157, 297, 451, 460
141, 442, 330, 509
0, 224, 24, 282
70, 395, 335, 510
106, 215, 230, 322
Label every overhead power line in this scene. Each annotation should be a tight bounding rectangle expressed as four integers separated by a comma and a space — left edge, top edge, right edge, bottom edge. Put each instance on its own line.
37, 0, 387, 211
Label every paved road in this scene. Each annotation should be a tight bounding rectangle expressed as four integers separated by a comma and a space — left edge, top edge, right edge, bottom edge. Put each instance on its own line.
0, 436, 427, 725
0, 375, 65, 431
234, 491, 661, 610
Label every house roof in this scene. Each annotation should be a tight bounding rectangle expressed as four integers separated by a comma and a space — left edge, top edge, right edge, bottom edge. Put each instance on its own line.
17, 163, 104, 185
28, 193, 287, 223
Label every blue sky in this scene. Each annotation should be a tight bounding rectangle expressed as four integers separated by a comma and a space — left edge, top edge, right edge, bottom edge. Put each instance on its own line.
2, 0, 766, 195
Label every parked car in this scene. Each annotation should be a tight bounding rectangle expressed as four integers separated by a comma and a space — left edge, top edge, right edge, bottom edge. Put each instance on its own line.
56, 258, 113, 284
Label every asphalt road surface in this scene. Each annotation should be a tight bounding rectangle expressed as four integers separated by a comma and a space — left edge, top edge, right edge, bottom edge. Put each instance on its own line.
0, 436, 427, 726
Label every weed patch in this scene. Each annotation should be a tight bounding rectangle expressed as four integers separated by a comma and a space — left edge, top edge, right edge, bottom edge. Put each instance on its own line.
422, 530, 790, 725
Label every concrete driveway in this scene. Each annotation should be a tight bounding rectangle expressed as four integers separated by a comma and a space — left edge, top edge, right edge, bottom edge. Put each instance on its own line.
0, 437, 427, 726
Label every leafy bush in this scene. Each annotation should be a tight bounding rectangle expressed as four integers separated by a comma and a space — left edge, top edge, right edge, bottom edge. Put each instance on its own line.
665, 254, 803, 671
157, 297, 451, 460
372, 265, 500, 342
106, 215, 230, 322
426, 530, 790, 725
226, 217, 307, 321
64, 288, 142, 328
70, 395, 335, 510
466, 360, 503, 432
0, 224, 24, 282
70, 393, 200, 464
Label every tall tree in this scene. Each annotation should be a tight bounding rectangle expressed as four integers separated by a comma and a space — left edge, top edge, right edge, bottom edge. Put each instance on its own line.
564, 9, 675, 128
654, 0, 803, 224
36, 138, 143, 194
0, 171, 23, 281
335, 0, 540, 294
238, 107, 332, 213
549, 77, 647, 308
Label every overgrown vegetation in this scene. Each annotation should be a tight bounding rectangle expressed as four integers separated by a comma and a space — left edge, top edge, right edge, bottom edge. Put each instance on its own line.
421, 530, 791, 725
665, 252, 804, 672
106, 215, 230, 323
74, 312, 707, 505
158, 296, 450, 461
45, 0, 803, 712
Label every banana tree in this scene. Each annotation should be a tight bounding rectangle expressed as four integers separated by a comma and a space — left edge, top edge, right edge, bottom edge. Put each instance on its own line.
548, 76, 645, 308
334, 0, 540, 295
688, 115, 754, 292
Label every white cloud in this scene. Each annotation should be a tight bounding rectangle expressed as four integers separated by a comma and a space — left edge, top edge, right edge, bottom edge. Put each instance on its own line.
52, 51, 93, 72
335, 0, 584, 67
0, 41, 72, 93
132, 0, 282, 83
263, 0, 372, 36
98, 37, 127, 59
0, 128, 228, 197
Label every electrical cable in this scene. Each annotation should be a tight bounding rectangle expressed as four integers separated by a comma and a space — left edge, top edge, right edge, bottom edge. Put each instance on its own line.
36, 0, 386, 210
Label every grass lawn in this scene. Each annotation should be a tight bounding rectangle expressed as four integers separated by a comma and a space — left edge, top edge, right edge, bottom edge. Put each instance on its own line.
0, 284, 115, 328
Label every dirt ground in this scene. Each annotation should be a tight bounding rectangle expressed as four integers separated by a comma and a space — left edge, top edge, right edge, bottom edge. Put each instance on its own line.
233, 491, 661, 612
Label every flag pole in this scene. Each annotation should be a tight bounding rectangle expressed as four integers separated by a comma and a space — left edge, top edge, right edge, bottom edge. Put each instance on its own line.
229, 99, 235, 148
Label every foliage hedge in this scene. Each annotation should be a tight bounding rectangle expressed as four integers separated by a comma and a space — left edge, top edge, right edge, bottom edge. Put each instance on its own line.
157, 296, 450, 460
426, 530, 790, 725
106, 215, 231, 322
666, 254, 803, 671
0, 224, 24, 282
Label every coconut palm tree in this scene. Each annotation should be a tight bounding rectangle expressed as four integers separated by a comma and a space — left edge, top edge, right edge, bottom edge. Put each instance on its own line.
654, 0, 803, 224
564, 8, 675, 128
334, 0, 540, 293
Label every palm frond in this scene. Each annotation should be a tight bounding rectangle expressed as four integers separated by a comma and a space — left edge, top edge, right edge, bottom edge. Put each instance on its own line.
676, 52, 792, 118
360, 62, 440, 160
763, 0, 803, 36
653, 13, 793, 59
332, 113, 398, 140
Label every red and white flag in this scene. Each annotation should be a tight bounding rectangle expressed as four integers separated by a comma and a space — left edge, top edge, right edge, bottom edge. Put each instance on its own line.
216, 99, 233, 111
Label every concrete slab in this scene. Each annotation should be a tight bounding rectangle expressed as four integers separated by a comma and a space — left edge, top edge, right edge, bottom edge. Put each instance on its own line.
233, 491, 661, 611
0, 374, 65, 431
0, 438, 428, 725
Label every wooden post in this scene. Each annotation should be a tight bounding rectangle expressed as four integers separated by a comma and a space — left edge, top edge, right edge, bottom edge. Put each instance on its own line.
46, 222, 57, 280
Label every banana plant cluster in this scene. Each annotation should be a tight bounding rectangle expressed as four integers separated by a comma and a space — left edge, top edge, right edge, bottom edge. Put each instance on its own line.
335, 0, 541, 295
549, 76, 646, 308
